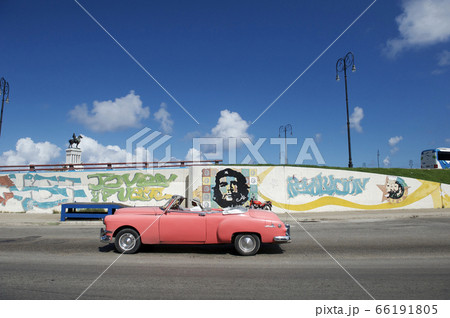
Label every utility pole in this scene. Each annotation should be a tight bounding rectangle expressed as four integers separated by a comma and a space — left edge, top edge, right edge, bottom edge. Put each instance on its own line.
0, 77, 10, 137
279, 124, 292, 165
377, 150, 380, 168
336, 52, 356, 168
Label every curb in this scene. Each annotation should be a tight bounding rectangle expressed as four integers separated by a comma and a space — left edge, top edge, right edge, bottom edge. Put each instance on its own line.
1, 208, 449, 226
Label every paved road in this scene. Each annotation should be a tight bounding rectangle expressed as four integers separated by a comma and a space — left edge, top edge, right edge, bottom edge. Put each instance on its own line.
0, 213, 449, 299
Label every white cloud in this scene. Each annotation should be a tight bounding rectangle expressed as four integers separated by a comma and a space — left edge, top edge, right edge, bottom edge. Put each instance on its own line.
185, 148, 204, 162
211, 109, 251, 141
388, 136, 403, 155
79, 135, 129, 163
154, 102, 174, 134
384, 0, 450, 58
0, 138, 61, 165
438, 50, 450, 66
432, 50, 450, 74
383, 155, 391, 167
431, 68, 446, 75
69, 91, 150, 132
314, 133, 322, 143
183, 109, 251, 160
80, 135, 175, 163
349, 106, 364, 133
388, 136, 403, 147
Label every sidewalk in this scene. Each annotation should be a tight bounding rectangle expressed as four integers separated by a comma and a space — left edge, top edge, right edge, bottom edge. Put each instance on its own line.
277, 208, 450, 223
0, 213, 102, 226
1, 208, 449, 226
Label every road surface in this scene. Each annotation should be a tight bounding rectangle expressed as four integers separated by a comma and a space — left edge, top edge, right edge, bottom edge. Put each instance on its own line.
0, 212, 449, 299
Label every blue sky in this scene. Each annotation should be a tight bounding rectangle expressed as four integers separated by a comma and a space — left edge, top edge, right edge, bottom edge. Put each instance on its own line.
0, 0, 449, 168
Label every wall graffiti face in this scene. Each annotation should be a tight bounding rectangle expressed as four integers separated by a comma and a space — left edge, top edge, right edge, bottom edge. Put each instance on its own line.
213, 168, 249, 207
3, 173, 87, 211
287, 173, 370, 198
201, 168, 257, 208
377, 176, 409, 203
87, 172, 178, 202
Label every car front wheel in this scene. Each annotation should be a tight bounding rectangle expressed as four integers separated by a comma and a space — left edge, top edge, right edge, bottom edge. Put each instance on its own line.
115, 228, 141, 254
234, 233, 260, 256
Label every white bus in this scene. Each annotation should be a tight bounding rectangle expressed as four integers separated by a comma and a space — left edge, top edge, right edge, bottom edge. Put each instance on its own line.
421, 148, 450, 169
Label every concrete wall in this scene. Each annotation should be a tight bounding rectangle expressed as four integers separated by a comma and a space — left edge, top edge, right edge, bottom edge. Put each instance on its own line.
442, 183, 450, 208
189, 166, 445, 212
0, 165, 447, 213
0, 168, 187, 213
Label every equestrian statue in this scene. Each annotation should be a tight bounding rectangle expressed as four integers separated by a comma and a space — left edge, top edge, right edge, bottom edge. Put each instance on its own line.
68, 133, 83, 148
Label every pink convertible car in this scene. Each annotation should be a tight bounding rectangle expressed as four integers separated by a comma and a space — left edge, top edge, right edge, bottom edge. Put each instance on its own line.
100, 195, 290, 256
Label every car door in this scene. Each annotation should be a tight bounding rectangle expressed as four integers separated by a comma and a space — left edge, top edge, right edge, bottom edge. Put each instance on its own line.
159, 210, 207, 243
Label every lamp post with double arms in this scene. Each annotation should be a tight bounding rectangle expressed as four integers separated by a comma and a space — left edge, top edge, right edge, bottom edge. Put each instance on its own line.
279, 124, 292, 165
336, 52, 356, 168
0, 77, 10, 138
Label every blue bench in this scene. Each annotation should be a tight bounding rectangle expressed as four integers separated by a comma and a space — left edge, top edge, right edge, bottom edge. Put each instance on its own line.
60, 202, 128, 221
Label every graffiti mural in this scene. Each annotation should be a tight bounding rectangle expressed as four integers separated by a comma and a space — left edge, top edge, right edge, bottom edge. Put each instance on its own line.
0, 175, 15, 206
5, 173, 87, 211
287, 173, 370, 198
0, 166, 447, 213
377, 176, 409, 203
87, 172, 178, 202
201, 168, 257, 208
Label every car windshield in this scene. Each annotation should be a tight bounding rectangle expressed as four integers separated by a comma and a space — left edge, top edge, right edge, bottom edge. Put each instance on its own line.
160, 195, 184, 211
160, 201, 169, 211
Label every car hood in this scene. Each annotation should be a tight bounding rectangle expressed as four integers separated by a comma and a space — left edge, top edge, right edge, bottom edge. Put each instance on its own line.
114, 206, 164, 215
248, 209, 280, 221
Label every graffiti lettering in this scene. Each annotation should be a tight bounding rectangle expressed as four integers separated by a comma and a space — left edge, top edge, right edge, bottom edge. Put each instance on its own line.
88, 172, 177, 202
287, 174, 370, 198
0, 192, 14, 205
130, 187, 172, 201
6, 173, 87, 211
88, 173, 177, 190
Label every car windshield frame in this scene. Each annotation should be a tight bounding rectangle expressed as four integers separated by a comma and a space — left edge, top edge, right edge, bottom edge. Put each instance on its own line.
160, 195, 185, 211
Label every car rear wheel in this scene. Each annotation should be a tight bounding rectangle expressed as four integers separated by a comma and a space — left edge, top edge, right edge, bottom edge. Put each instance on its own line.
234, 233, 260, 256
115, 228, 141, 254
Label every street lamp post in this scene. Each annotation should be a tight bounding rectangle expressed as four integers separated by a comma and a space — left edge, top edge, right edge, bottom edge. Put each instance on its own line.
0, 77, 10, 138
279, 124, 292, 165
336, 52, 356, 168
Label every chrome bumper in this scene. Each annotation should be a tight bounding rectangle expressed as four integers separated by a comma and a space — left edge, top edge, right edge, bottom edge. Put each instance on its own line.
274, 224, 291, 243
274, 235, 291, 243
100, 228, 112, 243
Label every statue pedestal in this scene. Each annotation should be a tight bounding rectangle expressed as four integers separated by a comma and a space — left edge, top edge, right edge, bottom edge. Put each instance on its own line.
66, 148, 82, 165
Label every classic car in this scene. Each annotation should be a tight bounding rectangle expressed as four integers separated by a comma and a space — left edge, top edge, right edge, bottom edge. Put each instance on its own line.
100, 195, 290, 256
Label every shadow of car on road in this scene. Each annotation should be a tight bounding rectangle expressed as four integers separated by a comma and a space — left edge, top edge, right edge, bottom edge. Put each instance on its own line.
98, 243, 285, 255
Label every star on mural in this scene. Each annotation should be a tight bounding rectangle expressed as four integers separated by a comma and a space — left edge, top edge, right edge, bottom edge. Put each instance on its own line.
377, 176, 409, 203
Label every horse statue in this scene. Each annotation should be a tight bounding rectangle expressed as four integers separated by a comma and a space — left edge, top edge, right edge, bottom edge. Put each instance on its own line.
68, 133, 83, 148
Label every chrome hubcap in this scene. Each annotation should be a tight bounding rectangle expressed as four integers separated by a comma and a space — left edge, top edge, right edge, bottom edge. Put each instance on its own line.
239, 236, 255, 253
119, 233, 136, 251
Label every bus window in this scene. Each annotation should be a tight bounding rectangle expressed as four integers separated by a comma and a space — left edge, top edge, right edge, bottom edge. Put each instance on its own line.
422, 148, 450, 169
437, 151, 450, 161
